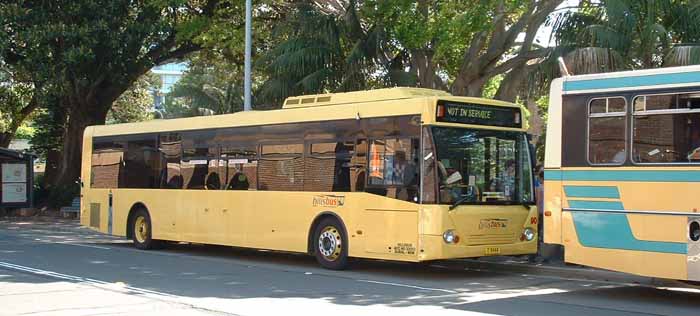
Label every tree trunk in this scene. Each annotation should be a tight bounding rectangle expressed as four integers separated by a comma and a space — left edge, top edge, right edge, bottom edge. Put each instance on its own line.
494, 64, 527, 102
43, 107, 68, 188
52, 104, 108, 188
0, 134, 13, 148
0, 98, 39, 148
452, 75, 487, 97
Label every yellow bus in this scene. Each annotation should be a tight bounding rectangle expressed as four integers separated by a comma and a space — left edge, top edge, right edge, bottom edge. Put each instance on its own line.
81, 87, 537, 269
544, 65, 700, 281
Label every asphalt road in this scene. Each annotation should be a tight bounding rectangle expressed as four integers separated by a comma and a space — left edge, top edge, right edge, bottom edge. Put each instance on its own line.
0, 218, 698, 316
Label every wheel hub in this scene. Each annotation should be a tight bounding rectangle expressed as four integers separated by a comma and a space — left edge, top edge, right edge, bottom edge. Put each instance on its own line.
134, 216, 148, 243
318, 226, 342, 261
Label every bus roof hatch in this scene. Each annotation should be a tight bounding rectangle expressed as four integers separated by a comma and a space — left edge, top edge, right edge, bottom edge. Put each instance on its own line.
282, 87, 451, 109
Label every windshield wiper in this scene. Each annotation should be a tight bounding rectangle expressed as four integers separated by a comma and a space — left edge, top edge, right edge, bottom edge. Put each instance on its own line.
449, 195, 471, 210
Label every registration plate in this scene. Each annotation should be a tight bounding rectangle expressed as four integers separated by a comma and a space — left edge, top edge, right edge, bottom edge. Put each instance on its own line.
484, 247, 501, 255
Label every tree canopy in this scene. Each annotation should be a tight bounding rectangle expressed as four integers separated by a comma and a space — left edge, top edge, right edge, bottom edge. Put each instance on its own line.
1, 0, 699, 203
552, 0, 700, 74
0, 0, 225, 187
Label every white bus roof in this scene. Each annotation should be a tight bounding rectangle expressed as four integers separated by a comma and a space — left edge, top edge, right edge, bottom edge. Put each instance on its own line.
559, 65, 700, 95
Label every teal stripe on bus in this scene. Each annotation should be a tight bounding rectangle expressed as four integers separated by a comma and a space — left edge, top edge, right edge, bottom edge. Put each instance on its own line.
568, 200, 624, 211
571, 211, 687, 254
563, 71, 700, 91
564, 186, 620, 199
545, 170, 700, 182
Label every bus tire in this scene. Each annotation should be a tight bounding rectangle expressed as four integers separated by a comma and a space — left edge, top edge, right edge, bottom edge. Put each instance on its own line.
130, 208, 160, 250
312, 217, 349, 270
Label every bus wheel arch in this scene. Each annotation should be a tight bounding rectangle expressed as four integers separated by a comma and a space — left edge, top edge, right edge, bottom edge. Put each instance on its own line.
126, 202, 148, 240
308, 212, 350, 270
126, 203, 161, 250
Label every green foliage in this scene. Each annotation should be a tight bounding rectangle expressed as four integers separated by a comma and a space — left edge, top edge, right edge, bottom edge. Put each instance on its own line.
0, 1, 220, 91
14, 121, 34, 139
0, 79, 35, 141
107, 73, 160, 124
0, 0, 226, 186
257, 2, 381, 104
366, 0, 495, 77
482, 75, 504, 99
552, 0, 700, 73
165, 55, 245, 116
534, 95, 549, 163
46, 179, 80, 209
29, 104, 65, 161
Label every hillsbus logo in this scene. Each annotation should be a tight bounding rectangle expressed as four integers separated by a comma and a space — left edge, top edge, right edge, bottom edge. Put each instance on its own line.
313, 195, 345, 207
479, 219, 508, 230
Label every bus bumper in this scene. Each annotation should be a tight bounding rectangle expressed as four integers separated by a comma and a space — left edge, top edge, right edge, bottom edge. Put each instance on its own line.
418, 234, 537, 261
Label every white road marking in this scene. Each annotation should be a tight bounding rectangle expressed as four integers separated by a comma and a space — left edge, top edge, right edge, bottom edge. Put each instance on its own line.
0, 261, 240, 315
46, 242, 112, 250
357, 279, 458, 294
0, 261, 177, 298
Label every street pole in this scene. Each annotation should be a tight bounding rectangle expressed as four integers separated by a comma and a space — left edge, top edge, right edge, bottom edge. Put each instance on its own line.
244, 0, 252, 111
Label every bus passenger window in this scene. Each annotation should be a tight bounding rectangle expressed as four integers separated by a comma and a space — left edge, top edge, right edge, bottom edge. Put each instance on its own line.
367, 138, 419, 201
181, 144, 219, 190
633, 93, 700, 163
91, 140, 126, 189
352, 139, 368, 192
588, 97, 626, 165
123, 137, 161, 189
159, 133, 182, 189
221, 144, 258, 190
259, 143, 304, 191
305, 141, 354, 192
205, 170, 221, 190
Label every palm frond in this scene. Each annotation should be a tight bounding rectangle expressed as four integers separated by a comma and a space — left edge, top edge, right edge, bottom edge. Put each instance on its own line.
664, 45, 700, 67
564, 47, 625, 75
296, 68, 334, 92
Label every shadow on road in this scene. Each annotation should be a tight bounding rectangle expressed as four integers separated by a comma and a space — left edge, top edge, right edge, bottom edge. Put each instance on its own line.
1, 218, 699, 315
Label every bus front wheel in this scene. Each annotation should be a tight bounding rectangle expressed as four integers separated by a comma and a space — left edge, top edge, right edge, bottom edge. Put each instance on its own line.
131, 208, 160, 250
313, 217, 349, 270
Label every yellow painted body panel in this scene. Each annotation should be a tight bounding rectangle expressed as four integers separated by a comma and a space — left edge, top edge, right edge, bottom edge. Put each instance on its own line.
543, 67, 700, 281
543, 167, 695, 281
560, 210, 687, 280
80, 89, 535, 262
80, 185, 537, 262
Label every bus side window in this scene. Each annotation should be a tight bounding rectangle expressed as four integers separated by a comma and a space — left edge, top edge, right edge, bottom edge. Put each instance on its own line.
259, 143, 304, 191
588, 97, 626, 165
633, 93, 700, 163
305, 141, 354, 192
123, 136, 161, 189
181, 132, 219, 190
91, 140, 126, 189
159, 133, 183, 189
222, 144, 258, 190
352, 139, 368, 192
367, 138, 419, 201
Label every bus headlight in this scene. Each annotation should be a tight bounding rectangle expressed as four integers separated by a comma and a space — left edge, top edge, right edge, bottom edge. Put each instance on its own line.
443, 230, 459, 244
522, 228, 535, 241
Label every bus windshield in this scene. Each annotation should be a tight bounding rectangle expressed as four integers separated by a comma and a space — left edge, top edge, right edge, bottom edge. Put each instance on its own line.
430, 127, 533, 205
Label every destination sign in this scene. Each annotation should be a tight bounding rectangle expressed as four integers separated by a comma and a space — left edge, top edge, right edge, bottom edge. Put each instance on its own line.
436, 101, 522, 128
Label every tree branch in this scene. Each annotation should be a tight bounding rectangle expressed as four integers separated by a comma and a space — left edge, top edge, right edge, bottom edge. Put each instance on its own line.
488, 48, 551, 77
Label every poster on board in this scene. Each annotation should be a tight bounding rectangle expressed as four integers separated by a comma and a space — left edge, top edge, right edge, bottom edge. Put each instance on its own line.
2, 183, 27, 203
2, 163, 27, 183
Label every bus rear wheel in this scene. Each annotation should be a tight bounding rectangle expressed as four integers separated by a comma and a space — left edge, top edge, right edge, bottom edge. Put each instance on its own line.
313, 217, 349, 270
131, 208, 160, 250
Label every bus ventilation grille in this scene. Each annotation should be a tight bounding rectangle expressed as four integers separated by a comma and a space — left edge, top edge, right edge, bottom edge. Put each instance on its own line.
465, 233, 517, 246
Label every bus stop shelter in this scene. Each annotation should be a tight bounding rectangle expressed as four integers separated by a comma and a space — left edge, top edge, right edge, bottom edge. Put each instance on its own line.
0, 148, 33, 209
